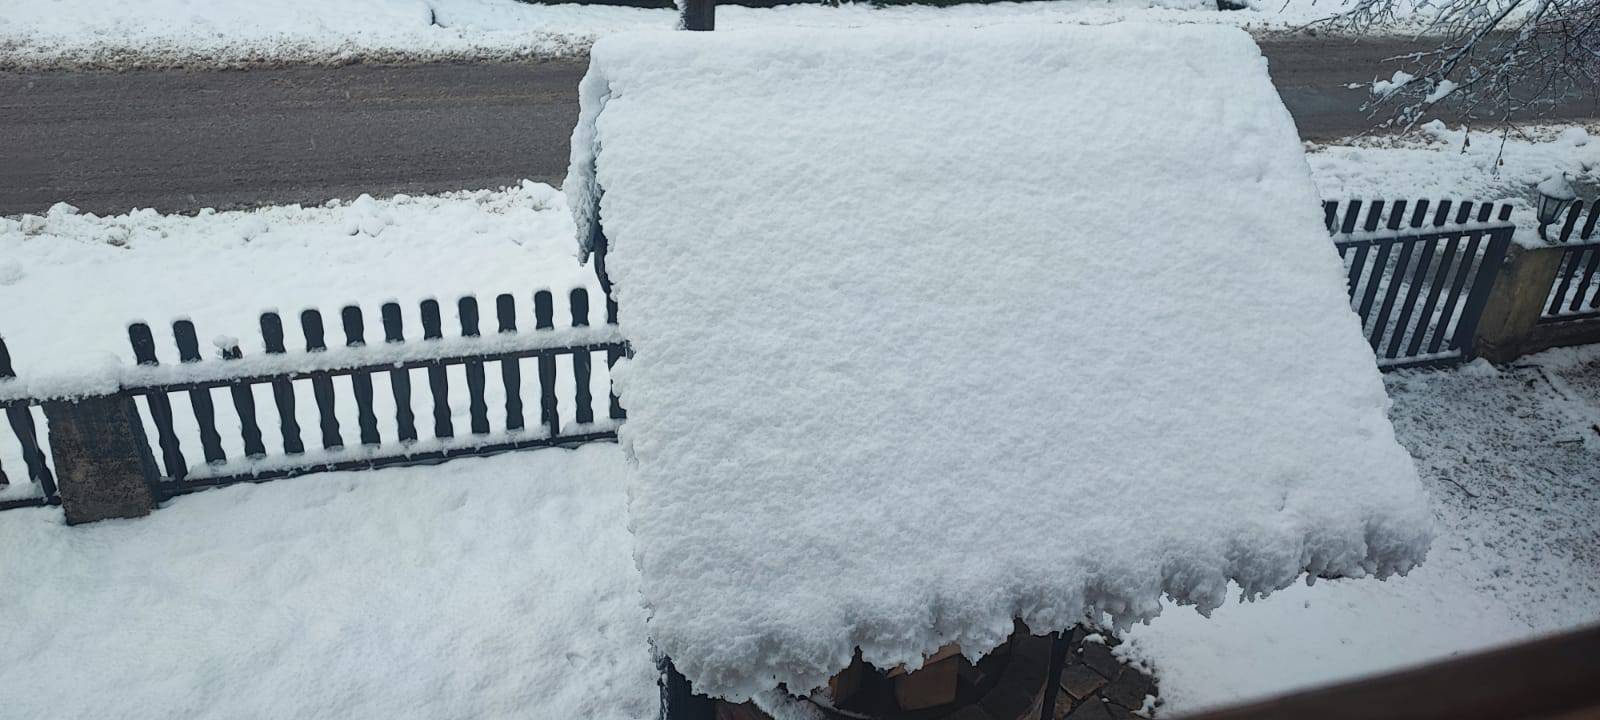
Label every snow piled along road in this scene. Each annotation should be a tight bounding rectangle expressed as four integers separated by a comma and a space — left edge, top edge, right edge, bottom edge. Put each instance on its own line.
3, 0, 1392, 70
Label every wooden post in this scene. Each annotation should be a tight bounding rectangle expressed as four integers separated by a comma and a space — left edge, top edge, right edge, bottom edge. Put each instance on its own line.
681, 0, 714, 31
659, 657, 716, 720
43, 394, 158, 525
1473, 244, 1566, 363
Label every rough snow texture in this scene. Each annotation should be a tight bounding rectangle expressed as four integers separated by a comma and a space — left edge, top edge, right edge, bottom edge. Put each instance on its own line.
0, 446, 657, 720
571, 24, 1433, 701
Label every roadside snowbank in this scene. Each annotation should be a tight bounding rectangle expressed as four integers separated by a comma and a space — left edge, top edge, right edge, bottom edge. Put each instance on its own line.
0, 446, 657, 720
2, 0, 1396, 70
1307, 122, 1600, 247
0, 182, 596, 380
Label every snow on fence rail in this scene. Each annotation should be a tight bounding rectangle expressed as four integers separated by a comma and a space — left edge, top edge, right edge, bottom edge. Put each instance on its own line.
123, 288, 627, 498
1323, 200, 1517, 369
0, 286, 627, 515
1323, 198, 1515, 236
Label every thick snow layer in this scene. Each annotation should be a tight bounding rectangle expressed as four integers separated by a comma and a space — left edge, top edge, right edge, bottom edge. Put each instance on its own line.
0, 446, 657, 720
0, 0, 1426, 70
572, 24, 1432, 701
1307, 122, 1600, 248
1124, 349, 1600, 714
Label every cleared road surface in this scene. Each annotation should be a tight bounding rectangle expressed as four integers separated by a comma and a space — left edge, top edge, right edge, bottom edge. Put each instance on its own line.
2, 37, 1595, 215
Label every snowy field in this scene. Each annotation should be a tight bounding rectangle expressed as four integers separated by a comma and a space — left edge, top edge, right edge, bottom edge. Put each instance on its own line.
1, 0, 1417, 70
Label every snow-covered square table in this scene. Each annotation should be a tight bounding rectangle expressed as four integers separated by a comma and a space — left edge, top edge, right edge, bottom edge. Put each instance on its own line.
565, 22, 1433, 705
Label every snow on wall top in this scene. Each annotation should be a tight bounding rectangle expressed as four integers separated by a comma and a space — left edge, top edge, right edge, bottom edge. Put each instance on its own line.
566, 23, 1433, 702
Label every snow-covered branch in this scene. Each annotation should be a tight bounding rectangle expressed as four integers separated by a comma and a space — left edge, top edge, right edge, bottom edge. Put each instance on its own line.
1325, 0, 1599, 128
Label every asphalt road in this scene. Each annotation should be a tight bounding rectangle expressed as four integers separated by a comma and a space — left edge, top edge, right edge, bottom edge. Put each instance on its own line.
2, 37, 1596, 215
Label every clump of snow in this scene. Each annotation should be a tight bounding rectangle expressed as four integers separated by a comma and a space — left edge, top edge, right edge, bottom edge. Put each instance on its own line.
1306, 122, 1600, 247
0, 447, 657, 720
1422, 78, 1457, 104
1371, 70, 1414, 98
1538, 173, 1578, 201
573, 24, 1431, 702
17, 214, 46, 235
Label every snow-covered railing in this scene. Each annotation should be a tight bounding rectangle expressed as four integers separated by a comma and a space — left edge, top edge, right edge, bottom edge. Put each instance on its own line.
122, 289, 627, 499
0, 286, 628, 522
1323, 198, 1515, 236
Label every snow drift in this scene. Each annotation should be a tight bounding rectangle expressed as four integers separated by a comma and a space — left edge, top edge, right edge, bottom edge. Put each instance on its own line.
566, 23, 1433, 702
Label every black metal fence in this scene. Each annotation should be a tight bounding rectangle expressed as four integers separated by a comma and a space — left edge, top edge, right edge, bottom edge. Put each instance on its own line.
0, 336, 58, 510
1547, 199, 1600, 246
1323, 198, 1514, 235
1332, 222, 1515, 369
120, 288, 627, 499
1542, 243, 1600, 324
1538, 199, 1600, 325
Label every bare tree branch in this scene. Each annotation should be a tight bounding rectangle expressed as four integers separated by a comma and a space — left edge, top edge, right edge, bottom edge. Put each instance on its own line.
1309, 0, 1600, 129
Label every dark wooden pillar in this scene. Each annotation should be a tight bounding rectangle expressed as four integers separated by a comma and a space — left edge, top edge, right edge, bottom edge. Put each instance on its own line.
43, 395, 158, 524
682, 0, 714, 31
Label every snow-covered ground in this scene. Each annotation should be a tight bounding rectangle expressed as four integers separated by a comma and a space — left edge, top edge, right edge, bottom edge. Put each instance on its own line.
0, 445, 659, 720
1122, 349, 1600, 713
2, 352, 1596, 719
0, 0, 1410, 70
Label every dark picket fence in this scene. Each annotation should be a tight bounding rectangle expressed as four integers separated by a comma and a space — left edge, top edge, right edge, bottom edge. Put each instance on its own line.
1543, 243, 1600, 324
1333, 225, 1514, 368
1324, 199, 1517, 369
1323, 198, 1515, 235
0, 336, 59, 510
1540, 202, 1600, 325
120, 288, 627, 498
1547, 199, 1600, 246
